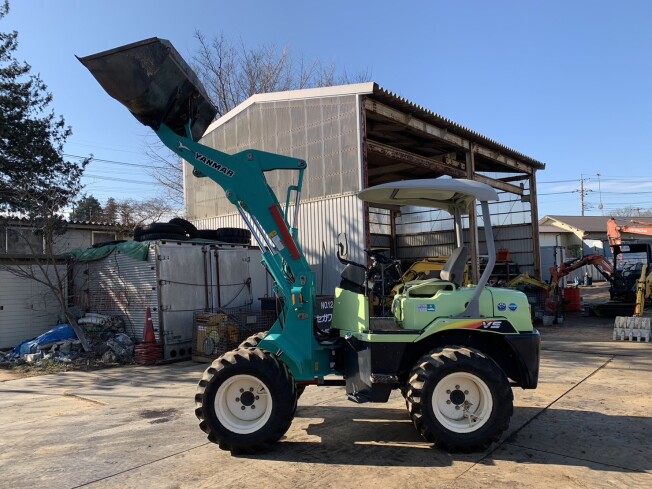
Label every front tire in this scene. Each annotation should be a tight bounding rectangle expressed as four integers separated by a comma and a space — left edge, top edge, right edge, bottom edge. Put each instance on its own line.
195, 348, 296, 453
406, 346, 513, 452
238, 331, 267, 349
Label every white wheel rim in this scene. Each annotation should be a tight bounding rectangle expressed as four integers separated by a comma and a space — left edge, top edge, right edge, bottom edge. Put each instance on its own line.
432, 372, 493, 433
215, 374, 273, 434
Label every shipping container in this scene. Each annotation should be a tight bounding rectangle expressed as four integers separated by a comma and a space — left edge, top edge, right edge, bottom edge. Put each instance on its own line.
72, 240, 268, 360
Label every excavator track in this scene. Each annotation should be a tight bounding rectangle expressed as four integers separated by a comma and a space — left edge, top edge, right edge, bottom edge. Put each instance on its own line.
590, 302, 636, 317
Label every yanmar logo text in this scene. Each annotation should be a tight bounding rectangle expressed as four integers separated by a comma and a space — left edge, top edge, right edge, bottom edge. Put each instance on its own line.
195, 152, 235, 177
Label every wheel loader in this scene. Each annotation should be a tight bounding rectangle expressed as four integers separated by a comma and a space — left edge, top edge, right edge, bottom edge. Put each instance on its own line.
79, 38, 540, 454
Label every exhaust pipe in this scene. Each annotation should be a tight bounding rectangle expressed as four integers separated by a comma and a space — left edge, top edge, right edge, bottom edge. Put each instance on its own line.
78, 37, 217, 141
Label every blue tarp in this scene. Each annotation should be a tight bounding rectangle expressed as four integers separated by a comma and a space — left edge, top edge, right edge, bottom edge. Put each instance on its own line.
10, 324, 78, 357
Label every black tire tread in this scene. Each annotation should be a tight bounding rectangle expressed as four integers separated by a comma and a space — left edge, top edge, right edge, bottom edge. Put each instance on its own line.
215, 227, 251, 244
141, 222, 187, 235
406, 346, 513, 452
168, 218, 198, 238
195, 348, 296, 454
137, 232, 188, 241
238, 331, 268, 349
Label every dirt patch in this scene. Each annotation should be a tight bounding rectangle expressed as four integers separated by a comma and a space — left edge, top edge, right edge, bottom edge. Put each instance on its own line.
0, 357, 124, 381
139, 408, 180, 424
0, 367, 23, 382
575, 281, 612, 304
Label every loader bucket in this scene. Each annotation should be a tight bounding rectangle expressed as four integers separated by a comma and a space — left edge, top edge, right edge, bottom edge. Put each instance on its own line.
78, 37, 217, 141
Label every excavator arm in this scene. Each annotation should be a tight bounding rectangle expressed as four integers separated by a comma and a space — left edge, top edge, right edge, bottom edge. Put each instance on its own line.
79, 38, 333, 381
549, 254, 614, 286
607, 217, 652, 246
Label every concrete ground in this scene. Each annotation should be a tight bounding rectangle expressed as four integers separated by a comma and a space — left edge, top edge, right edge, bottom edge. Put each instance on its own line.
1, 300, 650, 488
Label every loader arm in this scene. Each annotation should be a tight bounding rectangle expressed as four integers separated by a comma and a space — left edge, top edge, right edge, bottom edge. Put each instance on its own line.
79, 38, 333, 381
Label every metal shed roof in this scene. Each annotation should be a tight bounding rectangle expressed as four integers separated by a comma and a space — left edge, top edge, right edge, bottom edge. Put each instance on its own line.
204, 82, 545, 171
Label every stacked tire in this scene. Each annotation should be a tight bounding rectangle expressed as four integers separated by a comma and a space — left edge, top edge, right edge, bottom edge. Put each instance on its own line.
197, 227, 251, 245
133, 218, 198, 242
133, 219, 250, 245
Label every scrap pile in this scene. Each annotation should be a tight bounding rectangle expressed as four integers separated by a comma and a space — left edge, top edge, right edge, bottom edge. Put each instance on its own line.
0, 312, 136, 368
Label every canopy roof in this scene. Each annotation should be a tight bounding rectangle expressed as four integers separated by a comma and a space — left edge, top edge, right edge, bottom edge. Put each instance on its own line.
357, 178, 498, 214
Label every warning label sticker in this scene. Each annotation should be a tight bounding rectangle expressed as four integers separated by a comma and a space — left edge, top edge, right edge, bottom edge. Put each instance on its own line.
269, 230, 285, 251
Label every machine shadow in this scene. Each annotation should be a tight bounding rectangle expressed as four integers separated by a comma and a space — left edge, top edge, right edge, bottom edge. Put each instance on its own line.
243, 404, 650, 473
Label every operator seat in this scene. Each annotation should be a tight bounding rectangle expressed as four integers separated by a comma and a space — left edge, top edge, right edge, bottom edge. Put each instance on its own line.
440, 246, 468, 287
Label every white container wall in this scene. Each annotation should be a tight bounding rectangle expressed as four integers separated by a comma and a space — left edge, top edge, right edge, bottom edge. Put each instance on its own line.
73, 242, 266, 360
193, 194, 365, 295
0, 266, 66, 348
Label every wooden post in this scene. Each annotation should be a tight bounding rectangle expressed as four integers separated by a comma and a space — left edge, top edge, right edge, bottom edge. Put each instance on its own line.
466, 147, 480, 283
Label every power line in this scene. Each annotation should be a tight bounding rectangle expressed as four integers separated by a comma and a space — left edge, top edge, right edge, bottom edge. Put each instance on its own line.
538, 190, 577, 196
84, 173, 155, 185
64, 153, 168, 170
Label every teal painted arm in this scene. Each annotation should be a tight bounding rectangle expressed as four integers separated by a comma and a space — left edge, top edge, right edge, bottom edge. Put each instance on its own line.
156, 123, 311, 297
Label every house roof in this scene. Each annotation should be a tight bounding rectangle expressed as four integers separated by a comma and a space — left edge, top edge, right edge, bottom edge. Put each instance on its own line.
1, 216, 124, 230
540, 215, 652, 234
204, 82, 545, 170
539, 224, 562, 234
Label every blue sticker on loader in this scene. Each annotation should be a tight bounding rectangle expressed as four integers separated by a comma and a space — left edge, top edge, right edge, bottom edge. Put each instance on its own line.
497, 302, 507, 311
509, 303, 518, 311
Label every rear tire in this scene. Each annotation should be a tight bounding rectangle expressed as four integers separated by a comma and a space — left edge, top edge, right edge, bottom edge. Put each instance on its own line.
195, 348, 296, 454
406, 346, 512, 452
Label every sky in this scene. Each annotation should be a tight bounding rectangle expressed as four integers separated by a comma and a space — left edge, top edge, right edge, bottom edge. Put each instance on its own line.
5, 0, 652, 218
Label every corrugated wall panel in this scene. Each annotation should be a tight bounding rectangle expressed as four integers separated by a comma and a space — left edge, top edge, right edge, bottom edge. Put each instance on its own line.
187, 95, 360, 221
395, 224, 535, 275
0, 267, 65, 348
75, 247, 159, 343
191, 194, 364, 295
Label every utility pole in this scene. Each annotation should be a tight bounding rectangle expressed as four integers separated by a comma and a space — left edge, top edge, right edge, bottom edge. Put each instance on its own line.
579, 175, 592, 216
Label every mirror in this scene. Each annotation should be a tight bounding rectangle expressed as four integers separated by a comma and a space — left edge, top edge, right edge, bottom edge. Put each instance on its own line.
336, 232, 348, 261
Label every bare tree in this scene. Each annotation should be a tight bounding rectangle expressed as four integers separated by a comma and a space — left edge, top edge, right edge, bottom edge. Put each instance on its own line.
147, 30, 371, 206
0, 196, 91, 351
1, 1, 91, 349
610, 207, 652, 218
116, 197, 178, 229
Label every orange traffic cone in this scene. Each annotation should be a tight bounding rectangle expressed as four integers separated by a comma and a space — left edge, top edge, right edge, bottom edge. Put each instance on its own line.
143, 307, 156, 343
135, 307, 163, 364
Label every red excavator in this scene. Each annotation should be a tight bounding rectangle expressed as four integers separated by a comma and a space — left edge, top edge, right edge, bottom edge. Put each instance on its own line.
549, 254, 614, 290
607, 217, 652, 246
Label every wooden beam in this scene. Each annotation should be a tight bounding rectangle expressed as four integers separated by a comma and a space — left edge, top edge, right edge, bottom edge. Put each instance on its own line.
473, 174, 524, 196
498, 174, 530, 183
466, 150, 479, 283
368, 139, 523, 195
474, 146, 533, 175
367, 162, 414, 176
365, 98, 535, 175
367, 139, 466, 176
529, 172, 542, 280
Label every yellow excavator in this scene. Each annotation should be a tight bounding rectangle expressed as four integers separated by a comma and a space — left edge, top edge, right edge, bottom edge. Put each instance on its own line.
370, 256, 470, 314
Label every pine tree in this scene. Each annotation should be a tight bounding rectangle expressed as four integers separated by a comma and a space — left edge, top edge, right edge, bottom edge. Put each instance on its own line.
0, 1, 91, 350
70, 195, 103, 222
0, 1, 87, 216
103, 197, 118, 223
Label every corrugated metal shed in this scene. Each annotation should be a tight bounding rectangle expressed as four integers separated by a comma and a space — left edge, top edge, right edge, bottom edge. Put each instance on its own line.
188, 82, 545, 284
